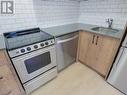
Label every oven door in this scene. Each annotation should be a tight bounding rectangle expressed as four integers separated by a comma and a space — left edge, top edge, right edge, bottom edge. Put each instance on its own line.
12, 45, 56, 83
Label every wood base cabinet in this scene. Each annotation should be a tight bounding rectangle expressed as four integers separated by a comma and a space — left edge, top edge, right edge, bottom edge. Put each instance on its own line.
78, 31, 120, 77
0, 66, 21, 95
0, 50, 23, 95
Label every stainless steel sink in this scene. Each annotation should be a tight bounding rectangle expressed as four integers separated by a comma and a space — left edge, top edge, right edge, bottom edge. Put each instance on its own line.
91, 27, 119, 33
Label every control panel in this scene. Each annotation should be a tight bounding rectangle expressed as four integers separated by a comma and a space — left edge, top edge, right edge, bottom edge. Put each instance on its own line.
8, 39, 55, 58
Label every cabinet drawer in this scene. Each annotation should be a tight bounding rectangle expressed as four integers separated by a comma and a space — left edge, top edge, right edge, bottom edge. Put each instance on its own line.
0, 66, 21, 95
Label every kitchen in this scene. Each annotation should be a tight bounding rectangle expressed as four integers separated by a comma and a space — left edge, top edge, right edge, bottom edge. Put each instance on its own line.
0, 0, 127, 95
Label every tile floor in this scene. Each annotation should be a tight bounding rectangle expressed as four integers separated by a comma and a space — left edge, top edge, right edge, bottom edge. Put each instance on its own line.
31, 62, 124, 95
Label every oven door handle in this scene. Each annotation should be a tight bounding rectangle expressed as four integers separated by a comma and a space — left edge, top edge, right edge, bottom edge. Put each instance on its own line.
57, 35, 78, 44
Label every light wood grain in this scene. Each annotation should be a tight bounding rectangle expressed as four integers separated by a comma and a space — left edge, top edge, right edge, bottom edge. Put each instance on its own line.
0, 50, 25, 95
78, 31, 94, 63
78, 31, 120, 76
0, 50, 9, 67
31, 63, 123, 95
0, 65, 21, 95
95, 35, 120, 76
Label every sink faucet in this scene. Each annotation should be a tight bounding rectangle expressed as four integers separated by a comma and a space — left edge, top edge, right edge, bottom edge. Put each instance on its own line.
106, 18, 113, 28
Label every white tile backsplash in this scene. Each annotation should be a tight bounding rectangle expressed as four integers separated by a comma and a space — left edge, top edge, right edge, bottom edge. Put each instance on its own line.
79, 0, 127, 29
33, 0, 79, 28
0, 0, 38, 33
0, 0, 79, 34
0, 0, 127, 34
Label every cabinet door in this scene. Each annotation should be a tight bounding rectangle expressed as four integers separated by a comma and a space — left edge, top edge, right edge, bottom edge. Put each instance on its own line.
78, 31, 96, 66
0, 66, 21, 95
78, 31, 120, 77
94, 35, 120, 76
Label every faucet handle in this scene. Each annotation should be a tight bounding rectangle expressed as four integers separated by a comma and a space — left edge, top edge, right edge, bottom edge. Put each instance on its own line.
106, 18, 113, 23
106, 18, 109, 22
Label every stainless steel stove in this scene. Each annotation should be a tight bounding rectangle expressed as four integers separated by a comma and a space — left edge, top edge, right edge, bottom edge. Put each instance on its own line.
4, 28, 57, 94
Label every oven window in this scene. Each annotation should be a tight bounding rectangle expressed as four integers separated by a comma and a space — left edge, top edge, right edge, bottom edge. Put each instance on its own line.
24, 52, 51, 74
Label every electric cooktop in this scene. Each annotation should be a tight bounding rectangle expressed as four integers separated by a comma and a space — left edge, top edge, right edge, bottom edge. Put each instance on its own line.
4, 28, 54, 50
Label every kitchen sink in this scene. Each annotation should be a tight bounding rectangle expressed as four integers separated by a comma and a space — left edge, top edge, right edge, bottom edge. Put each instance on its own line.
91, 27, 119, 33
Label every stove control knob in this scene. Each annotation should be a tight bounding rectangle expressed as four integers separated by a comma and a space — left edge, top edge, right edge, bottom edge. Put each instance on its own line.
40, 43, 44, 47
45, 42, 49, 45
27, 47, 31, 51
34, 45, 38, 49
21, 49, 25, 53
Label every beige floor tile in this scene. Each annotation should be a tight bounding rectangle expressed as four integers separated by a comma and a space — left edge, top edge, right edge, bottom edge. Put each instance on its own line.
31, 62, 123, 95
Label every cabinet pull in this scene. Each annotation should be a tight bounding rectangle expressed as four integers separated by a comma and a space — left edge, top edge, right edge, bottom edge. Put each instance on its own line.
96, 36, 99, 45
92, 35, 96, 44
0, 76, 3, 80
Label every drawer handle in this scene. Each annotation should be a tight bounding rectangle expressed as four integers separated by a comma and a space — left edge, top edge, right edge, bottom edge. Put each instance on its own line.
0, 76, 3, 80
96, 36, 99, 45
57, 35, 78, 44
92, 35, 96, 44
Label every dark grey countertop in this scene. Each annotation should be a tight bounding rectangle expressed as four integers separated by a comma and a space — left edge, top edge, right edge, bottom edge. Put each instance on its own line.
42, 23, 124, 38
0, 23, 124, 49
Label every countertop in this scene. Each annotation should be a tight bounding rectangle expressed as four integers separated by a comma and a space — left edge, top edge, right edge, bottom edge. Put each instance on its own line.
0, 23, 124, 49
42, 23, 124, 38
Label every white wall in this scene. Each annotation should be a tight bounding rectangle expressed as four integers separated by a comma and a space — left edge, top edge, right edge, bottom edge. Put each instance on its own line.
0, 0, 38, 33
79, 0, 127, 29
0, 0, 127, 34
0, 0, 79, 34
33, 0, 79, 28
